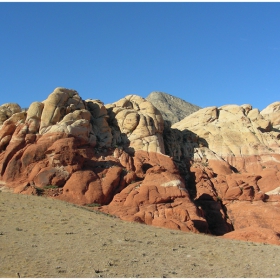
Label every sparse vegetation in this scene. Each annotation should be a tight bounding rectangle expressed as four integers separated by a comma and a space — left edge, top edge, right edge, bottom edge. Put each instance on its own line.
2, 190, 280, 277
44, 185, 59, 189
85, 203, 101, 207
35, 187, 44, 196
216, 196, 222, 202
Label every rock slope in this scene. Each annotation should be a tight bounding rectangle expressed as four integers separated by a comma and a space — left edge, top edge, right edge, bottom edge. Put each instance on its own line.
146, 91, 201, 126
0, 87, 280, 245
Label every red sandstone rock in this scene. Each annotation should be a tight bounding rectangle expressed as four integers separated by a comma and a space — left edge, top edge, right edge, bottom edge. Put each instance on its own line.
223, 200, 280, 244
99, 152, 208, 233
1, 89, 280, 245
223, 226, 280, 245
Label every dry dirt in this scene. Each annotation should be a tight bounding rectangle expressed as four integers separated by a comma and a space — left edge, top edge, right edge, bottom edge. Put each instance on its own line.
1, 186, 280, 278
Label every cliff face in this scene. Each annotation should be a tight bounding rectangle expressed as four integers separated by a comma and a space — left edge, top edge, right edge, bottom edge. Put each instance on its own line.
1, 87, 280, 245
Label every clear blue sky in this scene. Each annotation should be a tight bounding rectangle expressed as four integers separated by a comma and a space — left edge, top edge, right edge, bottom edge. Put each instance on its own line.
1, 2, 280, 110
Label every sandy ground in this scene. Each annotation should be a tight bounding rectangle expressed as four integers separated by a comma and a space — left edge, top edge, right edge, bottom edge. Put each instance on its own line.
1, 186, 280, 278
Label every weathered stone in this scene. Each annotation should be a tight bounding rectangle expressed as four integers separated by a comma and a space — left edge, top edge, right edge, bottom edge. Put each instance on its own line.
1, 89, 280, 245
0, 103, 22, 124
26, 102, 44, 133
108, 95, 165, 153
261, 101, 280, 127
39, 87, 85, 133
146, 91, 201, 125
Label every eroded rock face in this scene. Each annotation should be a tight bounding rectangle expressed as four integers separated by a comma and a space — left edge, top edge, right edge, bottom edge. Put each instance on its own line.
261, 101, 280, 128
106, 95, 165, 153
1, 87, 280, 245
0, 88, 206, 234
0, 103, 22, 125
99, 151, 207, 233
26, 102, 44, 134
176, 104, 280, 170
170, 102, 280, 240
85, 99, 112, 148
172, 104, 280, 174
39, 87, 85, 134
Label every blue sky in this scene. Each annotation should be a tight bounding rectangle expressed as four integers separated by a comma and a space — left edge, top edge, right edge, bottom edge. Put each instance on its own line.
0, 2, 280, 111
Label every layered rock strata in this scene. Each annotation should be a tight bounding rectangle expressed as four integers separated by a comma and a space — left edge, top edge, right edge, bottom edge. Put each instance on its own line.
1, 87, 280, 245
171, 103, 280, 242
0, 88, 205, 234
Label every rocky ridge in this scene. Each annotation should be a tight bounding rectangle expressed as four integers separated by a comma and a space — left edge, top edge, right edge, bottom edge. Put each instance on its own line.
0, 87, 280, 245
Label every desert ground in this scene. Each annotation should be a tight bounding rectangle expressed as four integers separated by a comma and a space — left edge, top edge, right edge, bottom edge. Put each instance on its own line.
1, 186, 280, 278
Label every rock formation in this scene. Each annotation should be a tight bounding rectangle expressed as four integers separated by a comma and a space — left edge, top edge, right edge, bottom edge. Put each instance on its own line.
0, 88, 206, 235
1, 87, 280, 245
146, 91, 201, 126
171, 103, 280, 241
106, 95, 165, 153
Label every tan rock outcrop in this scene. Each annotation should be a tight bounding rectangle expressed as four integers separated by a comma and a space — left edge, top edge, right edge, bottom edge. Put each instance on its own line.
26, 102, 44, 134
107, 95, 165, 153
165, 102, 280, 239
172, 104, 280, 174
85, 99, 112, 147
261, 101, 280, 128
42, 109, 96, 146
0, 103, 22, 125
39, 87, 85, 134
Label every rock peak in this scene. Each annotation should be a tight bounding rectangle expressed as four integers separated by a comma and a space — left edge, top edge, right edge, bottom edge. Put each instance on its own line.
146, 91, 201, 125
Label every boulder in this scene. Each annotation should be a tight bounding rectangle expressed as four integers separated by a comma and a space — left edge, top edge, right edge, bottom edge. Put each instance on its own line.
223, 226, 280, 245
0, 103, 22, 124
39, 87, 85, 134
261, 101, 280, 128
26, 102, 44, 133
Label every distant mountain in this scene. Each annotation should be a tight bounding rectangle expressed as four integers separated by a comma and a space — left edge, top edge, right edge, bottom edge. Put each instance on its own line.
146, 91, 201, 125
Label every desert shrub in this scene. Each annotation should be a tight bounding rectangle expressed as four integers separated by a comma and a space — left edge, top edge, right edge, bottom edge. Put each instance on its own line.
35, 187, 44, 196
44, 185, 59, 189
86, 203, 101, 207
